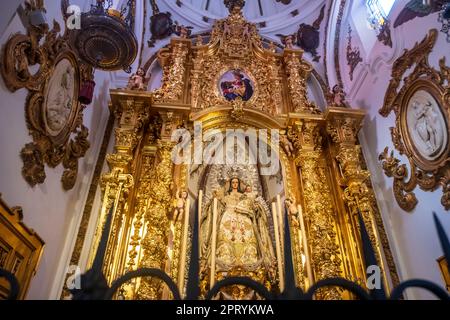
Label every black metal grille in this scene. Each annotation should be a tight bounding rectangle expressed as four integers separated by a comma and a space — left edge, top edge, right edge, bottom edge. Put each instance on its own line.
1, 202, 449, 300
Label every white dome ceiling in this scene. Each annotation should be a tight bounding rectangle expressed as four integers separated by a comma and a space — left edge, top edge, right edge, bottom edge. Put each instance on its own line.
179, 0, 305, 21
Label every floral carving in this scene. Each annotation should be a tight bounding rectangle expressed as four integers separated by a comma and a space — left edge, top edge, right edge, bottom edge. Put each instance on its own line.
346, 26, 362, 82
1, 9, 91, 190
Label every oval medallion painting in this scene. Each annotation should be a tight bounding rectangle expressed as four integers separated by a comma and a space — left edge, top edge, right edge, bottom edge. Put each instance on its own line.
219, 69, 254, 102
44, 58, 77, 137
406, 89, 448, 161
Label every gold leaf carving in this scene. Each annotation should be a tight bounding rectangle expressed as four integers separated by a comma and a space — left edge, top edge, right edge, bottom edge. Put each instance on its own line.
1, 5, 91, 190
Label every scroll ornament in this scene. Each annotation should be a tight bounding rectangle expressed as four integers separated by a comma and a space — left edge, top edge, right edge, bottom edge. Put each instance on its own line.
1, 5, 92, 190
378, 29, 450, 211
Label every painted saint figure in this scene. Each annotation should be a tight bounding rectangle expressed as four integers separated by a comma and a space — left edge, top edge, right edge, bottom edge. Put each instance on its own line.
220, 70, 254, 102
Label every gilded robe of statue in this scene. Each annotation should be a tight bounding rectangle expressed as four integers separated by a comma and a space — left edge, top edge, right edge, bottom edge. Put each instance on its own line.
200, 178, 276, 281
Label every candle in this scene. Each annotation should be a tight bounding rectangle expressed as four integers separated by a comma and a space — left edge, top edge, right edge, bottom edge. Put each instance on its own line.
162, 219, 175, 300
210, 198, 218, 289
198, 190, 203, 236
177, 198, 190, 296
276, 195, 284, 256
272, 202, 284, 292
298, 204, 313, 288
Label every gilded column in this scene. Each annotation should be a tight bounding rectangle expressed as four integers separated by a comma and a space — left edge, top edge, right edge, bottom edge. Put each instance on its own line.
119, 146, 157, 300
283, 49, 317, 113
191, 43, 206, 110
135, 140, 175, 300
100, 166, 134, 284
266, 49, 283, 114
326, 107, 399, 290
153, 38, 191, 103
289, 120, 342, 300
88, 97, 149, 285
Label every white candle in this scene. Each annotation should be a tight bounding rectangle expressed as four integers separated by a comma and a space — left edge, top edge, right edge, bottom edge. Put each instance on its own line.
272, 202, 284, 292
162, 220, 175, 300
198, 190, 203, 235
298, 204, 313, 288
177, 198, 190, 296
277, 195, 284, 256
198, 190, 203, 283
210, 198, 218, 289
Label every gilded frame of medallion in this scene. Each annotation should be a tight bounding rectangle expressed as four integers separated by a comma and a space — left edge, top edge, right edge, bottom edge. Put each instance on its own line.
437, 256, 450, 292
29, 49, 82, 147
399, 79, 450, 171
378, 29, 450, 211
0, 5, 91, 191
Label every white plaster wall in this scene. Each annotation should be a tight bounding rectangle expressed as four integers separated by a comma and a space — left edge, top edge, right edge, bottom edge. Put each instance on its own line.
0, 1, 113, 299
0, 0, 22, 37
343, 5, 450, 299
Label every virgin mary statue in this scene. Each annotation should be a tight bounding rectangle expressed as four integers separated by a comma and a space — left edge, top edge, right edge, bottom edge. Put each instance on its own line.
200, 177, 276, 283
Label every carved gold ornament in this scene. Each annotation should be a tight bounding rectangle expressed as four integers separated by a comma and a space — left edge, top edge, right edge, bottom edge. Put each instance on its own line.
151, 6, 315, 117
379, 29, 450, 211
69, 5, 401, 299
1, 10, 91, 190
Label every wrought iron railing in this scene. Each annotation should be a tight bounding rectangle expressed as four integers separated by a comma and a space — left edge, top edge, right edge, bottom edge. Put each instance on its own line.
1, 202, 449, 300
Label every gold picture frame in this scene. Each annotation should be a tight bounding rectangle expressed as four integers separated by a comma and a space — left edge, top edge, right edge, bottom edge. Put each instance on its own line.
0, 195, 44, 299
40, 51, 81, 146
400, 80, 449, 170
378, 29, 450, 211
1, 3, 91, 190
437, 256, 450, 292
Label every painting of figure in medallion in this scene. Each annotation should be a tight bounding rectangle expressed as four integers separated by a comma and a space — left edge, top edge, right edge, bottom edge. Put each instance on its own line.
219, 70, 254, 102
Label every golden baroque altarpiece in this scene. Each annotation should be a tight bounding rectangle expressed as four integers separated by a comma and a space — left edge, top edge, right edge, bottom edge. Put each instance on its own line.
81, 6, 399, 300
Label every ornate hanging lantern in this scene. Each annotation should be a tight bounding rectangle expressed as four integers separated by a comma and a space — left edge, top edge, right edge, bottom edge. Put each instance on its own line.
68, 0, 138, 73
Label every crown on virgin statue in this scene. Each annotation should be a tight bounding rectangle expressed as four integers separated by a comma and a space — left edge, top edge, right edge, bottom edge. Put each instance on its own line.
223, 165, 255, 188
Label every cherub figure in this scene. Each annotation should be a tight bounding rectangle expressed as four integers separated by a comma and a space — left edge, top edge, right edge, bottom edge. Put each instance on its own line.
173, 189, 189, 222
244, 184, 257, 201
174, 22, 193, 38
285, 198, 299, 227
330, 84, 348, 107
196, 35, 203, 46
242, 24, 251, 40
280, 131, 295, 158
268, 41, 277, 53
127, 67, 149, 91
276, 33, 297, 49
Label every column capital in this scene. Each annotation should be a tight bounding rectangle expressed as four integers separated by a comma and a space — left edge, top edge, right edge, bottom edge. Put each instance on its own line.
288, 119, 324, 160
325, 107, 365, 145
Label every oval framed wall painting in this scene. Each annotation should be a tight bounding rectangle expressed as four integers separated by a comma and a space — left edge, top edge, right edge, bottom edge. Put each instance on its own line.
43, 55, 79, 140
405, 88, 448, 162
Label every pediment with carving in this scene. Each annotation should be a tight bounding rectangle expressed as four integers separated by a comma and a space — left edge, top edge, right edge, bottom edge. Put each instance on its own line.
151, 4, 316, 120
